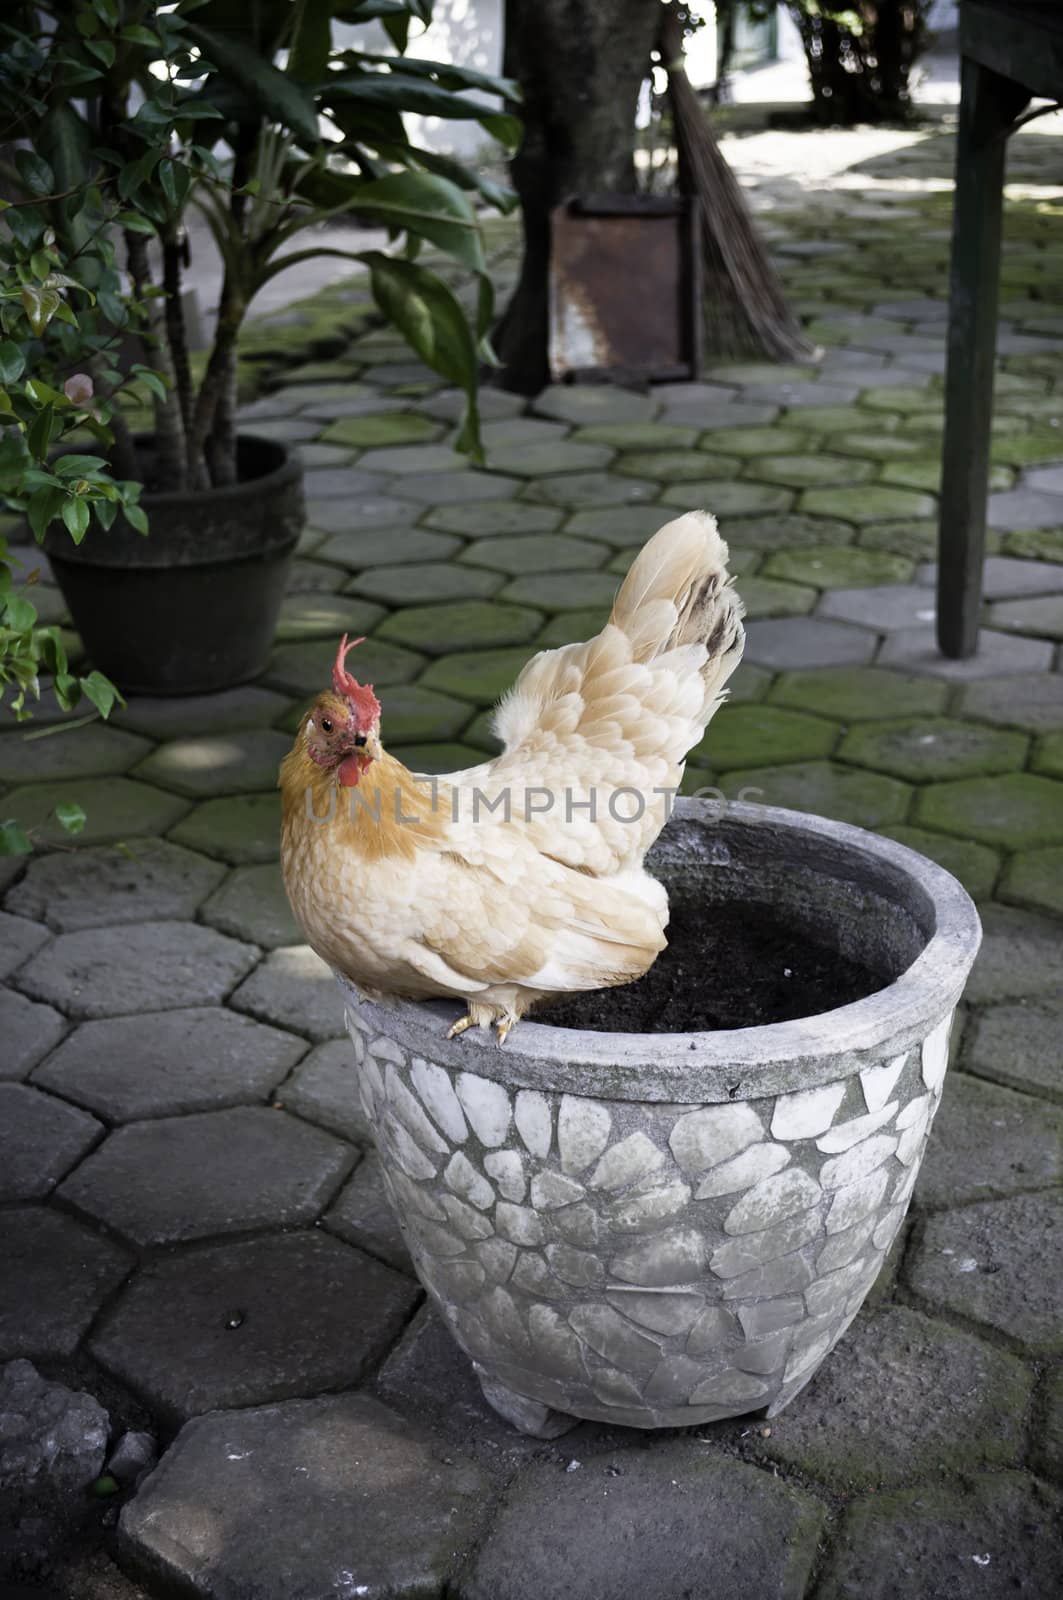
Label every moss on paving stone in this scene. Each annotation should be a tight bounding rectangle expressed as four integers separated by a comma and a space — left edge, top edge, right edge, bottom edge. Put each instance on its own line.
839, 717, 1028, 783
321, 528, 461, 570
268, 636, 424, 697
991, 427, 1063, 467
959, 671, 1063, 732
801, 405, 900, 433
615, 449, 740, 482
570, 422, 699, 450
695, 705, 838, 769
1006, 526, 1063, 561
762, 546, 913, 587
716, 759, 911, 827
738, 576, 817, 618
524, 470, 658, 508
460, 533, 610, 575
321, 412, 441, 451
700, 424, 809, 457
500, 572, 619, 611
857, 519, 942, 558
859, 386, 937, 413
389, 741, 485, 774
168, 793, 282, 864
753, 453, 876, 488
423, 500, 563, 537
999, 843, 1063, 917
274, 594, 385, 643
718, 513, 855, 551
346, 563, 502, 606
420, 647, 538, 704
755, 1306, 1031, 1492
485, 441, 614, 478
816, 1472, 1063, 1600
1032, 729, 1063, 778
915, 772, 1063, 849
563, 504, 673, 541
880, 825, 999, 900
769, 666, 947, 722
536, 608, 611, 647
377, 600, 543, 654
661, 481, 792, 516
800, 485, 936, 523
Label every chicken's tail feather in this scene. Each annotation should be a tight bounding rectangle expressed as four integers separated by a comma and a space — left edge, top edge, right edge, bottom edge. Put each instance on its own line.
609, 509, 745, 718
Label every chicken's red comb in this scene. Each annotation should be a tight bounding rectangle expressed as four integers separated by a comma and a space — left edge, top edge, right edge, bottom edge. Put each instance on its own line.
332, 634, 381, 728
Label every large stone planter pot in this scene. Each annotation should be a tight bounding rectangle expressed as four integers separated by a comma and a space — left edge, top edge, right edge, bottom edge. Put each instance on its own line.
338, 799, 982, 1436
44, 434, 302, 695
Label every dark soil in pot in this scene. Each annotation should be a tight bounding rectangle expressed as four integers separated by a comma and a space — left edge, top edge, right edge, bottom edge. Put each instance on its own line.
43, 434, 303, 695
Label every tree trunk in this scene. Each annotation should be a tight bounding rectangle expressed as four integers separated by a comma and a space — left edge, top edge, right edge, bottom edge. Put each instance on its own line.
495, 0, 663, 393
789, 2, 930, 126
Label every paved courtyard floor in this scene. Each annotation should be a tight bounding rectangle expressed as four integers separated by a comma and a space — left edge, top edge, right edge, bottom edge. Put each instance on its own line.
1, 114, 1062, 1598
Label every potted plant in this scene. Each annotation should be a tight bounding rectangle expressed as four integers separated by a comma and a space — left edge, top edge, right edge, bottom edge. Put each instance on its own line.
337, 799, 981, 1437
0, 0, 518, 693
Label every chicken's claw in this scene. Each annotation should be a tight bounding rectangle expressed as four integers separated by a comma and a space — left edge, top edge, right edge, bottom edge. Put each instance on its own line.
495, 1017, 514, 1046
447, 1014, 475, 1040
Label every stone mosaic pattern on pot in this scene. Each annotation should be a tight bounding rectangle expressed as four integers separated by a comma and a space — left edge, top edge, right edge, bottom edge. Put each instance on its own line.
346, 1004, 952, 1427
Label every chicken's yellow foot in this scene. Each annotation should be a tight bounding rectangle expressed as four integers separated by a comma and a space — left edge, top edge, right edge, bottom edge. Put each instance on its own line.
495, 1017, 514, 1046
447, 1014, 475, 1040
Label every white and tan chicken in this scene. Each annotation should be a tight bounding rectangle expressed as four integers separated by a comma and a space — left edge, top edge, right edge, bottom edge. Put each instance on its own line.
280, 509, 744, 1042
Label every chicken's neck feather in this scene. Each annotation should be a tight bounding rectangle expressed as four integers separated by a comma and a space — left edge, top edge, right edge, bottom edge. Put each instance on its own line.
279, 741, 447, 862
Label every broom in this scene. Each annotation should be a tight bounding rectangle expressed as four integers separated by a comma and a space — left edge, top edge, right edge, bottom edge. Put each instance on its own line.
659, 4, 813, 363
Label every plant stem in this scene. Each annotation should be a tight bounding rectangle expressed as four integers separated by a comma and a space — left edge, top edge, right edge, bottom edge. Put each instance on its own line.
124, 228, 187, 492
161, 227, 198, 478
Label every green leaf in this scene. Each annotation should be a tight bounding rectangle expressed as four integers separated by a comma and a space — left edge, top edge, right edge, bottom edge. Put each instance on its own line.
27, 404, 56, 462
85, 39, 116, 67
288, 0, 332, 83
324, 70, 521, 152
0, 820, 32, 856
119, 24, 160, 46
54, 801, 87, 836
26, 485, 66, 540
0, 342, 25, 386
130, 365, 170, 404
79, 670, 121, 720
14, 149, 55, 196
93, 498, 117, 530
185, 22, 322, 148
61, 497, 91, 544
157, 158, 192, 211
53, 455, 109, 477
362, 251, 481, 458
124, 503, 149, 535
4, 593, 37, 632
6, 206, 47, 250
352, 171, 485, 273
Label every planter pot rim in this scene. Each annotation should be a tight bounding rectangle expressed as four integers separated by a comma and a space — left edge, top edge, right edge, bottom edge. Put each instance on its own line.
340, 798, 981, 1104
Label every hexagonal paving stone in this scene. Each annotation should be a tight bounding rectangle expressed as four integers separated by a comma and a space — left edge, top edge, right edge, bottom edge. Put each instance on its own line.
695, 705, 838, 770
319, 411, 441, 448
112, 684, 291, 739
532, 384, 656, 425
15, 921, 258, 1020
0, 723, 150, 785
421, 386, 525, 423
276, 1038, 371, 1145
275, 593, 385, 642
200, 862, 301, 948
880, 825, 999, 900
526, 470, 659, 508
698, 425, 808, 457
831, 430, 927, 461
324, 1152, 412, 1273
118, 1395, 490, 1600
661, 481, 793, 516
999, 843, 1063, 917
5, 838, 222, 934
725, 513, 856, 553
316, 527, 460, 572
800, 486, 935, 522
304, 494, 413, 533
92, 1231, 419, 1426
392, 470, 523, 506
377, 600, 543, 655
0, 1206, 133, 1359
718, 759, 911, 827
743, 618, 877, 671
1034, 1371, 1063, 1483
664, 401, 779, 430
485, 440, 615, 477
422, 500, 562, 536
0, 1083, 101, 1200
988, 593, 1063, 639
614, 449, 739, 483
133, 729, 292, 799
462, 1444, 823, 1600
300, 467, 390, 502
0, 912, 48, 979
268, 636, 424, 698
354, 444, 470, 477
478, 417, 569, 447
572, 421, 699, 450
59, 1106, 353, 1246
839, 717, 1028, 782
959, 671, 1063, 733
816, 1472, 1063, 1600
963, 994, 1063, 1102
877, 625, 1053, 679
907, 1191, 1063, 1354
915, 772, 1063, 849
920, 554, 1063, 599
0, 989, 65, 1081
346, 563, 501, 605
33, 1007, 305, 1121
460, 533, 609, 575
168, 791, 282, 864
754, 453, 877, 489
762, 547, 913, 588
858, 519, 942, 559
0, 778, 190, 848
916, 1072, 1063, 1210
500, 572, 619, 611
563, 504, 672, 542
964, 905, 1063, 1008
230, 944, 346, 1042
818, 583, 937, 631
420, 647, 538, 705
738, 576, 816, 619
757, 1306, 1030, 1490
769, 666, 948, 723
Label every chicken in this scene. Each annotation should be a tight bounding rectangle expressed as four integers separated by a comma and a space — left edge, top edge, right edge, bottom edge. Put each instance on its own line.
280, 509, 745, 1042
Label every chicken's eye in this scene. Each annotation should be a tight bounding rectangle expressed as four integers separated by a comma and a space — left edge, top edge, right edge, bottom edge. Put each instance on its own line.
320, 717, 333, 734
352, 733, 367, 748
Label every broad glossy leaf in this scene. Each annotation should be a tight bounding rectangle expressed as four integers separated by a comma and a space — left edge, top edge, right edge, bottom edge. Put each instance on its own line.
61, 496, 91, 543
14, 149, 54, 196
186, 22, 321, 148
352, 171, 484, 273
80, 670, 121, 719
0, 343, 25, 385
324, 71, 521, 150
0, 820, 32, 856
55, 800, 87, 835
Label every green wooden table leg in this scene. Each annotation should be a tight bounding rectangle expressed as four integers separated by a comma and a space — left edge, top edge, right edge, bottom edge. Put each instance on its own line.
937, 57, 1030, 659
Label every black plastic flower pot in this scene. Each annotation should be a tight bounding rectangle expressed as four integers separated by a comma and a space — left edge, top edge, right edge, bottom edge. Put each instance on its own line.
44, 434, 303, 695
